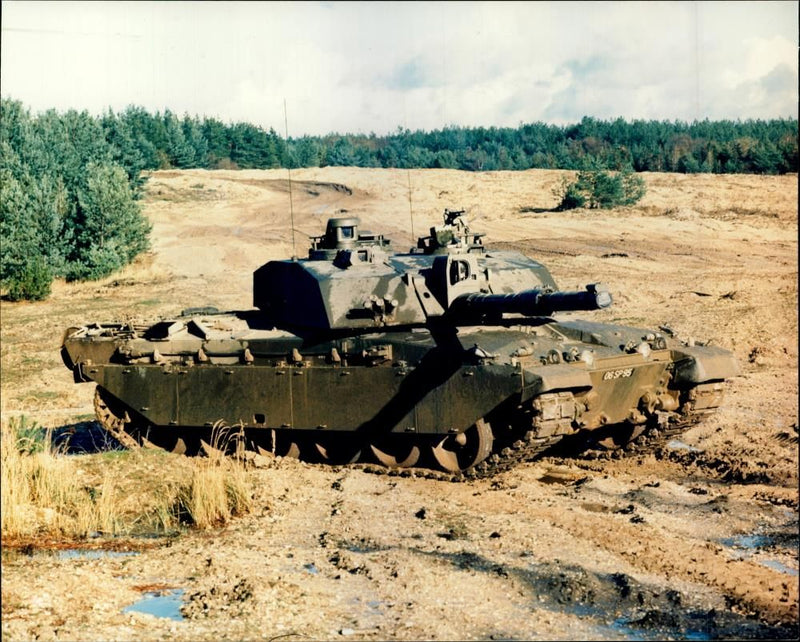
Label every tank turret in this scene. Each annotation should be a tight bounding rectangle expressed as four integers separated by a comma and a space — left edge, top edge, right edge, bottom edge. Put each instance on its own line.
253, 210, 596, 333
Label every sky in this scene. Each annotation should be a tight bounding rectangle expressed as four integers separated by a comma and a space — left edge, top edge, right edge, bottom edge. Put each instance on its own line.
1, 1, 797, 136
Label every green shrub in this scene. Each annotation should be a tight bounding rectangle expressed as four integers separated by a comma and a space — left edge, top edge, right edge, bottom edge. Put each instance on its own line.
67, 162, 151, 281
5, 416, 49, 454
3, 256, 52, 301
556, 166, 646, 210
557, 182, 587, 210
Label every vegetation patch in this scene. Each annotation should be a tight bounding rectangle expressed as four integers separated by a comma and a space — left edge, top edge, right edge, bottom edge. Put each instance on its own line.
1, 101, 151, 300
555, 165, 647, 210
0, 417, 254, 542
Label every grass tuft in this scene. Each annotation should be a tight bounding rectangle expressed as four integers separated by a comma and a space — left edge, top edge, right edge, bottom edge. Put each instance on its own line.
1, 416, 253, 542
175, 423, 253, 528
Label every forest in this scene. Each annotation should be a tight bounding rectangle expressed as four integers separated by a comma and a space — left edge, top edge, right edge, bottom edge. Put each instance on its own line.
1, 97, 797, 300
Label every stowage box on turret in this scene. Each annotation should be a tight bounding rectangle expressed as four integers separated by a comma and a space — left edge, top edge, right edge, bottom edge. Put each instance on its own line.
62, 210, 738, 476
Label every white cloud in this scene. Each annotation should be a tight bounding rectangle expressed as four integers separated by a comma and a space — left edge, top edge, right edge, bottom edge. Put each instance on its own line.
1, 0, 797, 134
721, 35, 796, 88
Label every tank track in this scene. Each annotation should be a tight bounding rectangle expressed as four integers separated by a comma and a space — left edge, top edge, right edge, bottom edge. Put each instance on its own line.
352, 392, 575, 482
353, 410, 708, 482
352, 433, 564, 483
572, 408, 708, 461
93, 386, 719, 483
352, 388, 718, 482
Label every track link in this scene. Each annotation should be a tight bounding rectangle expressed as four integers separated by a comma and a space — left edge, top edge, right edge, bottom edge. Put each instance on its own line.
352, 433, 564, 483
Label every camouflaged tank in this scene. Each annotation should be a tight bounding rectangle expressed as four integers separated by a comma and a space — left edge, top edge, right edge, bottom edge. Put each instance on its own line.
61, 210, 739, 477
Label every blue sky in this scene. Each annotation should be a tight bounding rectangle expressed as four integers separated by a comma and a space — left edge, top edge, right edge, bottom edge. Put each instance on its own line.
1, 1, 797, 135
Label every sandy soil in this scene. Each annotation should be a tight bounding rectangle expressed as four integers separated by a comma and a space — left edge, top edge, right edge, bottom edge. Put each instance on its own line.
1, 168, 798, 640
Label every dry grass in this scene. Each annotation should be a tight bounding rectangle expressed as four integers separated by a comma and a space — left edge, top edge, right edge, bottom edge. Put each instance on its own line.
177, 460, 252, 529
175, 424, 254, 529
0, 417, 254, 542
0, 417, 111, 538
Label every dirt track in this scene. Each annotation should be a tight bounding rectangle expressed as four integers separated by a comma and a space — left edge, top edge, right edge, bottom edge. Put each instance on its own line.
1, 168, 798, 640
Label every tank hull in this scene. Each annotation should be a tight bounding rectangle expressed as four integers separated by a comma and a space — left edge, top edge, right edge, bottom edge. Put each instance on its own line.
62, 310, 738, 474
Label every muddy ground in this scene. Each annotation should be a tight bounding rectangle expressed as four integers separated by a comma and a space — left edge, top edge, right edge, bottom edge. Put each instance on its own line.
1, 168, 798, 640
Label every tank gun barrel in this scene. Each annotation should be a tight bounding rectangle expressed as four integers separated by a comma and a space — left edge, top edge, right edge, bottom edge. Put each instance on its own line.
450, 283, 612, 318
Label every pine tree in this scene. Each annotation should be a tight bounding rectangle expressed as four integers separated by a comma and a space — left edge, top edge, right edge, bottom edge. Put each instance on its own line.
0, 167, 49, 299
556, 165, 646, 210
68, 162, 151, 280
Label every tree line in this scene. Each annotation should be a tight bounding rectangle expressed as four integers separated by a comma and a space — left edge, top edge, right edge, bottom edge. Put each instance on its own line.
1, 100, 152, 300
1, 97, 797, 300
7, 100, 796, 177
307, 118, 798, 175
91, 106, 798, 175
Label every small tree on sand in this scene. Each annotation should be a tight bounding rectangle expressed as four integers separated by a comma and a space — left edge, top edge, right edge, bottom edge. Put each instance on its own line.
556, 165, 646, 210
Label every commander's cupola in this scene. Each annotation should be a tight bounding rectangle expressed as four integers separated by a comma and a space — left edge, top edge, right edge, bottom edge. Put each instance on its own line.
308, 217, 391, 261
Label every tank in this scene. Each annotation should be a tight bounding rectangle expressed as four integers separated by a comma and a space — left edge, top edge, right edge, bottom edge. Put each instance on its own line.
61, 209, 739, 477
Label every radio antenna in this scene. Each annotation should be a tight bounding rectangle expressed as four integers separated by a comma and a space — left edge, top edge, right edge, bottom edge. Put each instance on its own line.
406, 167, 416, 243
284, 99, 297, 260
401, 107, 416, 245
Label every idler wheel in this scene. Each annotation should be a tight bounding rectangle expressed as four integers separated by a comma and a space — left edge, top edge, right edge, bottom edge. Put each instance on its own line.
94, 387, 202, 454
370, 436, 421, 468
93, 386, 145, 450
431, 418, 494, 473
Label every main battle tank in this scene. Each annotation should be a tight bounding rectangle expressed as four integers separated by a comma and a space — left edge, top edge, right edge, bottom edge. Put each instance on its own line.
61, 209, 738, 477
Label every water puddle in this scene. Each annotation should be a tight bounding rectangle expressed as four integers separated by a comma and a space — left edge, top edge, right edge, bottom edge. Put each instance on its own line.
521, 560, 790, 640
593, 618, 713, 641
719, 531, 799, 576
346, 596, 389, 630
123, 589, 185, 620
667, 439, 702, 452
58, 549, 139, 560
553, 606, 717, 641
3, 547, 142, 562
760, 559, 799, 576
720, 534, 773, 550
